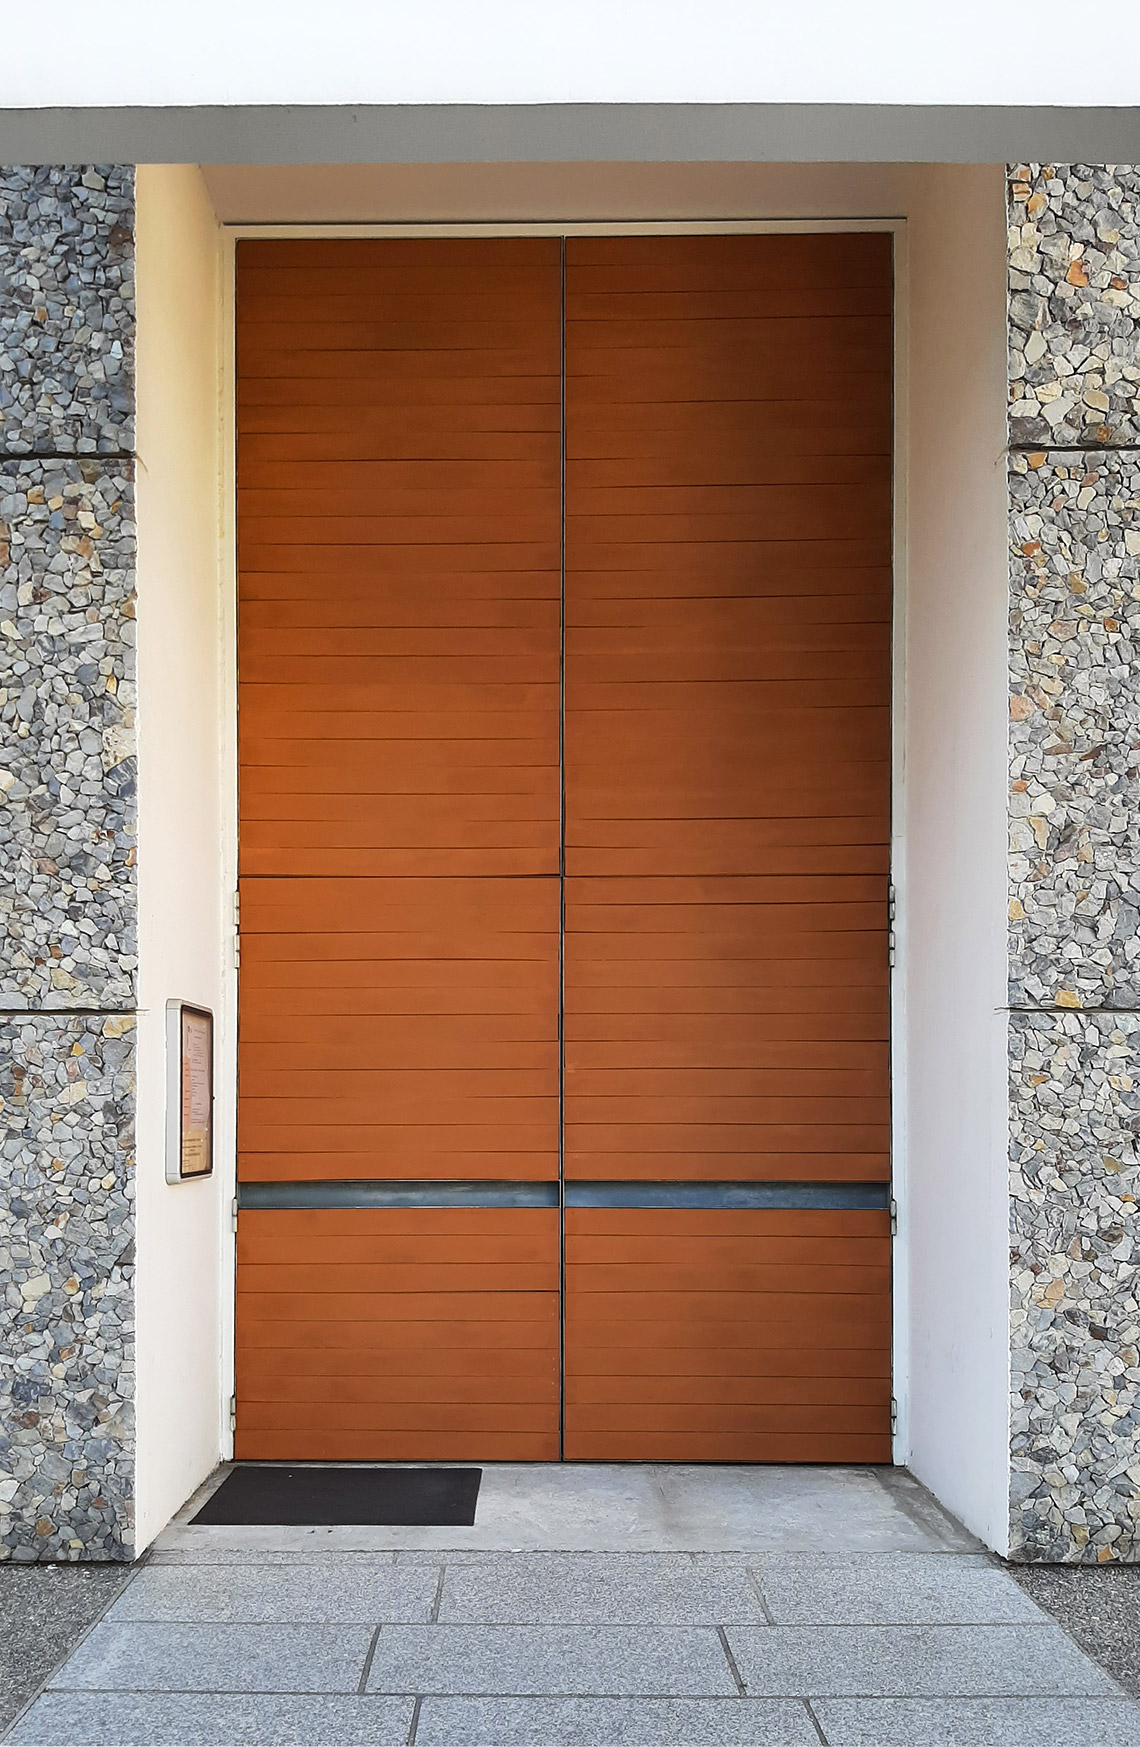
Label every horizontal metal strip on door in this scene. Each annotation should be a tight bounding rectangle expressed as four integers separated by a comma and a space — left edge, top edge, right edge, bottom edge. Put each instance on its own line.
238, 1180, 560, 1211
238, 1178, 889, 1211
565, 1181, 889, 1210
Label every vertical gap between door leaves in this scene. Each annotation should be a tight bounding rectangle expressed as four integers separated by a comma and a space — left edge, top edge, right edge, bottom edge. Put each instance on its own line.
558, 235, 567, 1461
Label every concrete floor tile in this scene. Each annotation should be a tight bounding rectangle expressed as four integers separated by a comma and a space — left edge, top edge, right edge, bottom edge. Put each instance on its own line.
439, 1553, 765, 1624
5, 1691, 414, 1746
365, 1623, 737, 1696
726, 1621, 1120, 1696
414, 1694, 820, 1744
653, 1465, 976, 1554
753, 1553, 1044, 1624
811, 1695, 1140, 1746
155, 1463, 978, 1556
45, 1621, 374, 1694
105, 1561, 439, 1624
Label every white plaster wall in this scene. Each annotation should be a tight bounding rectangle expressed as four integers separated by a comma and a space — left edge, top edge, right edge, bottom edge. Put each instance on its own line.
901, 164, 1012, 1552
8, 0, 1140, 106
133, 165, 228, 1553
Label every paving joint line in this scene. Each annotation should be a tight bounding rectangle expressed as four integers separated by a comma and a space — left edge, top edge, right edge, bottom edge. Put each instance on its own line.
406, 1694, 423, 1745
746, 1567, 776, 1625
356, 1624, 383, 1696
429, 1565, 446, 1624
716, 1624, 747, 1695
18, 1684, 1128, 1698
803, 1696, 831, 1744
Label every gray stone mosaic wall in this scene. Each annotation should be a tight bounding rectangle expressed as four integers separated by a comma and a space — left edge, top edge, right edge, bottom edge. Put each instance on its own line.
0, 168, 136, 1562
0, 1013, 135, 1560
0, 166, 133, 455
1009, 166, 1140, 1560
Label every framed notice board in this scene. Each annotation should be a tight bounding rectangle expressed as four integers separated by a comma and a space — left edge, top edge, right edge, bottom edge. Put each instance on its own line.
166, 1001, 214, 1183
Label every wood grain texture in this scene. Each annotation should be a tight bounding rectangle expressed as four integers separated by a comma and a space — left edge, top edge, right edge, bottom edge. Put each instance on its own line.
237, 876, 558, 1181
563, 233, 892, 1199
235, 1208, 560, 1460
236, 233, 894, 1464
564, 1207, 892, 1461
237, 236, 562, 880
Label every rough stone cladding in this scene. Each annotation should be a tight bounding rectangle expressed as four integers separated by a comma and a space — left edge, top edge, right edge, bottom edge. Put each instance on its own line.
0, 459, 136, 1007
1009, 166, 1140, 1561
1010, 1009, 1140, 1561
1009, 451, 1140, 1010
0, 1014, 135, 1561
0, 166, 133, 455
1009, 164, 1140, 449
0, 168, 136, 1562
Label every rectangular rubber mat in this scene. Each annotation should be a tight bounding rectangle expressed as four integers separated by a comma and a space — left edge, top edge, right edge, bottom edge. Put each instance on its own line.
192, 1464, 482, 1525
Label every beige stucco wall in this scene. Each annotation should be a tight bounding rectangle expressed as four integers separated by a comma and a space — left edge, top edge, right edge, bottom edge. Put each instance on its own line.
902, 164, 1012, 1551
133, 164, 228, 1550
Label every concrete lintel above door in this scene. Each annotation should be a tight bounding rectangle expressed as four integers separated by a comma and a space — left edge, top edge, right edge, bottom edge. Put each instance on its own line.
2, 102, 1140, 167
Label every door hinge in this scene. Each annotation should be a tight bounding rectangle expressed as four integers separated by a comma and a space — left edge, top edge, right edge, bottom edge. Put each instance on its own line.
229, 1394, 237, 1433
887, 882, 897, 968
890, 1395, 899, 1436
889, 1196, 898, 1236
231, 1196, 239, 1234
232, 890, 241, 968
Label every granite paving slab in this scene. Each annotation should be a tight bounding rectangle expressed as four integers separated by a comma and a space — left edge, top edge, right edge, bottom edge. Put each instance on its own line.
105, 1561, 439, 1623
5, 1691, 415, 1747
438, 1552, 766, 1624
147, 1550, 403, 1565
414, 1693, 821, 1745
726, 1620, 1119, 1696
0, 1565, 129, 1735
813, 1694, 1140, 1746
365, 1623, 737, 1697
46, 1621, 374, 1694
753, 1552, 1045, 1624
1009, 1562, 1140, 1697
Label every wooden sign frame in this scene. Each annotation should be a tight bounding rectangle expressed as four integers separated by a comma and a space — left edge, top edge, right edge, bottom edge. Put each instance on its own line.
165, 1000, 214, 1183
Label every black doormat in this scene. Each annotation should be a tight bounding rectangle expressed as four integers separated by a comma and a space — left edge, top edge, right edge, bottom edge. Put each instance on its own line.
192, 1465, 482, 1526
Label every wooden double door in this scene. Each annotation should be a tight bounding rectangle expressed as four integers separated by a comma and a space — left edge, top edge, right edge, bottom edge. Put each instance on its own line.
234, 234, 893, 1463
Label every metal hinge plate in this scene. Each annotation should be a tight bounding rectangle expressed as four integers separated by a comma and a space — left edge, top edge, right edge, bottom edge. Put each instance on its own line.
229, 1395, 237, 1433
231, 1196, 239, 1234
233, 890, 241, 967
890, 1396, 898, 1435
889, 1197, 898, 1236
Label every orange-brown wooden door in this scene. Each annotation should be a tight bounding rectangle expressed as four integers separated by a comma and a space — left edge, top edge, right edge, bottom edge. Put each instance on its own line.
235, 239, 562, 1459
562, 234, 893, 1461
235, 232, 893, 1466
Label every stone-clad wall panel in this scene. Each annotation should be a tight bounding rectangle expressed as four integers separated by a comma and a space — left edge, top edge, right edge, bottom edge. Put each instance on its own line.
1008, 165, 1140, 1562
1010, 1009, 1140, 1561
1008, 450, 1140, 1009
0, 1014, 135, 1562
0, 459, 136, 1007
0, 166, 133, 455
0, 167, 136, 1563
1009, 165, 1140, 449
